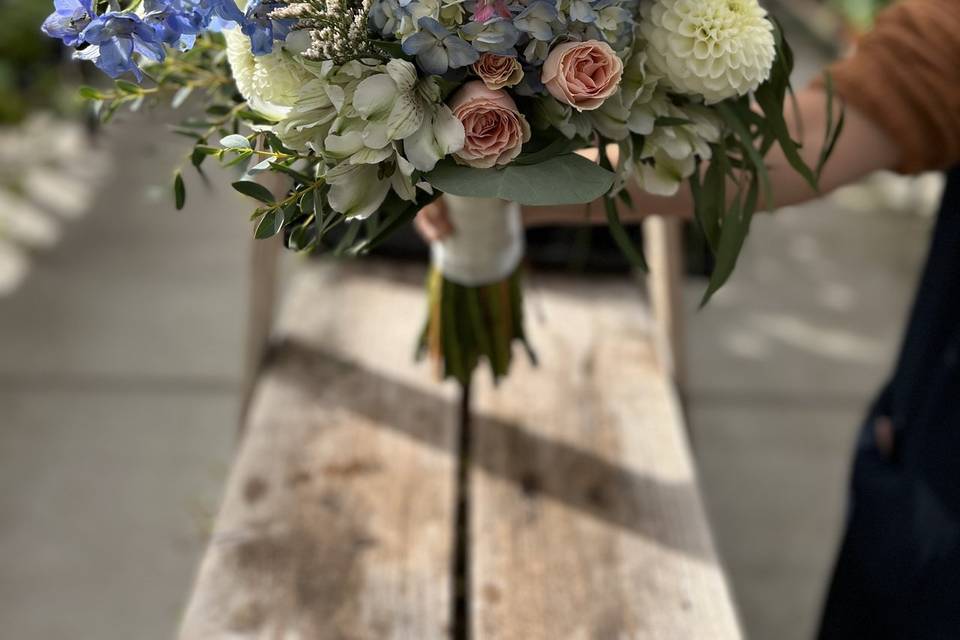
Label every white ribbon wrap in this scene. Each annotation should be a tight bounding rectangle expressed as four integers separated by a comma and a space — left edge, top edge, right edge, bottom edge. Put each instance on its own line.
431, 195, 524, 286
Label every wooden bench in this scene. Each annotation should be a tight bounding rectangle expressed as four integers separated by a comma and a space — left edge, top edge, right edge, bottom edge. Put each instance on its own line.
179, 258, 741, 639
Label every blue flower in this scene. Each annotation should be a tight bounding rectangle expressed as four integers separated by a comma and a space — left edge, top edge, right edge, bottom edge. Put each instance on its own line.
370, 0, 407, 36
460, 17, 520, 54
198, 0, 246, 31
402, 17, 478, 75
143, 0, 205, 50
568, 0, 598, 24
513, 1, 557, 42
242, 0, 293, 55
80, 13, 166, 80
42, 0, 95, 47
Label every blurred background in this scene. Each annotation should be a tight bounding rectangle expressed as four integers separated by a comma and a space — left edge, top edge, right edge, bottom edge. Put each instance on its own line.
0, 0, 944, 638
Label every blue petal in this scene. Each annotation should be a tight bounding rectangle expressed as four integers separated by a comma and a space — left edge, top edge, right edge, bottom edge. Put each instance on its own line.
416, 43, 450, 75
401, 30, 436, 55
444, 36, 479, 69
417, 16, 450, 40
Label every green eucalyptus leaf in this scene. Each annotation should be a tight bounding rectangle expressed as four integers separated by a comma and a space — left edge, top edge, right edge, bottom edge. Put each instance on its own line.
255, 208, 285, 239
232, 180, 276, 204
425, 154, 614, 205
173, 171, 186, 210
220, 134, 251, 149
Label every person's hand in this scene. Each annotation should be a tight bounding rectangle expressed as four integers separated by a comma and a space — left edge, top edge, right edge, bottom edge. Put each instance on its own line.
414, 198, 454, 243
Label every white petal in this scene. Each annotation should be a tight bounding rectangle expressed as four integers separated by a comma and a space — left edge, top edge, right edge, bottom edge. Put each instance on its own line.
353, 74, 398, 119
324, 131, 365, 158
327, 164, 391, 219
386, 59, 419, 93
432, 105, 465, 155
404, 117, 442, 172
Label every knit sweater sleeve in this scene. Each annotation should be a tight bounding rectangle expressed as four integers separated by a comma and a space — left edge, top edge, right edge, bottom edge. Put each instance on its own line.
816, 0, 960, 174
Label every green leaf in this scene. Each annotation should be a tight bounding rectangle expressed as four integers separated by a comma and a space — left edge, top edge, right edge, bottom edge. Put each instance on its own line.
255, 208, 285, 239
512, 137, 582, 166
603, 196, 648, 272
232, 180, 276, 204
701, 173, 760, 306
115, 80, 141, 94
78, 86, 103, 101
220, 134, 251, 150
425, 154, 614, 206
173, 171, 186, 210
716, 101, 772, 209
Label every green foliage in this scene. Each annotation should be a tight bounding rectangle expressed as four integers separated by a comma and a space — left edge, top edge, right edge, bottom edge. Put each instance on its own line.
425, 154, 615, 206
687, 18, 843, 305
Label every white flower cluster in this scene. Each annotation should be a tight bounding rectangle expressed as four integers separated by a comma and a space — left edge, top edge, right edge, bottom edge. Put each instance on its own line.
640, 0, 776, 104
271, 0, 380, 63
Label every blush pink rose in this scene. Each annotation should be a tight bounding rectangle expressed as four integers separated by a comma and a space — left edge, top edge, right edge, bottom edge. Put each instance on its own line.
472, 52, 524, 91
541, 40, 623, 111
449, 81, 531, 169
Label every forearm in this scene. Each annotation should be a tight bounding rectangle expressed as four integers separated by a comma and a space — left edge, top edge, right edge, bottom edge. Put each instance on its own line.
521, 87, 900, 226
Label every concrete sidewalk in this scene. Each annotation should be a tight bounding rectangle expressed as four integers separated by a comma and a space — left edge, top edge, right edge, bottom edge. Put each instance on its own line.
0, 112, 251, 639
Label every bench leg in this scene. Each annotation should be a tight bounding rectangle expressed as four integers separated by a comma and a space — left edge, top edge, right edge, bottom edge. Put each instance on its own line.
644, 216, 687, 394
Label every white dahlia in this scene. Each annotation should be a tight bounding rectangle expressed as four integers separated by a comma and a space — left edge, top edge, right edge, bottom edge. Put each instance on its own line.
640, 0, 776, 104
224, 28, 311, 121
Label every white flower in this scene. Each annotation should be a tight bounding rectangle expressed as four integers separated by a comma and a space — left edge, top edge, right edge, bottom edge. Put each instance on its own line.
640, 0, 776, 104
224, 28, 311, 120
326, 163, 392, 219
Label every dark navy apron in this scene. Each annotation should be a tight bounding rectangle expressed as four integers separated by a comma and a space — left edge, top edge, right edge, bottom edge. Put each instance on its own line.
818, 168, 960, 639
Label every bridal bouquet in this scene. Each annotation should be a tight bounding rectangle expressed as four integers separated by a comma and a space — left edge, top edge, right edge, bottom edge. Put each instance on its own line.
43, 0, 840, 384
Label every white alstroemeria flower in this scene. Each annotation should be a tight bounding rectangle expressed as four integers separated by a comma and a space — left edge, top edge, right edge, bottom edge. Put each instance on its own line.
352, 59, 433, 150
403, 105, 464, 172
326, 162, 392, 220
635, 150, 697, 197
632, 102, 723, 197
275, 79, 341, 151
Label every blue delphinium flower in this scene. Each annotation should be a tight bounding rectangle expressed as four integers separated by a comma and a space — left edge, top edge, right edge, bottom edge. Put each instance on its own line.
242, 0, 292, 55
199, 0, 246, 31
513, 1, 557, 42
143, 0, 205, 50
42, 0, 95, 47
402, 17, 478, 75
80, 13, 166, 80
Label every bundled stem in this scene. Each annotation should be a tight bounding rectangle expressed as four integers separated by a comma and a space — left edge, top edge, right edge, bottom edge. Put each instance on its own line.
419, 266, 535, 386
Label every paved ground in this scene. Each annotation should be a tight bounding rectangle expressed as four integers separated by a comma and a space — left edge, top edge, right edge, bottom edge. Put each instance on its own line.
0, 27, 942, 640
0, 112, 251, 639
687, 180, 937, 640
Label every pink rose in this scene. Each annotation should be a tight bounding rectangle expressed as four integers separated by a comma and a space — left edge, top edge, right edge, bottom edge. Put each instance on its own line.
472, 53, 524, 91
449, 81, 531, 169
541, 40, 623, 111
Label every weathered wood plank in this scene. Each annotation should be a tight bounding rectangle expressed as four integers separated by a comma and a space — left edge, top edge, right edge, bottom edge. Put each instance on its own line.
180, 261, 459, 640
470, 275, 741, 639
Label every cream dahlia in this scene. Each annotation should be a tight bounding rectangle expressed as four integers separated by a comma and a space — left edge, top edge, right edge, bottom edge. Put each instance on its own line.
224, 28, 311, 121
640, 0, 776, 104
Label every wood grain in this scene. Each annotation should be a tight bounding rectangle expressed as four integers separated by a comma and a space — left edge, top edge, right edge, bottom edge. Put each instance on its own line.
470, 274, 741, 640
180, 261, 459, 640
